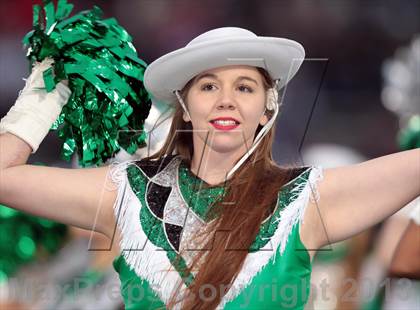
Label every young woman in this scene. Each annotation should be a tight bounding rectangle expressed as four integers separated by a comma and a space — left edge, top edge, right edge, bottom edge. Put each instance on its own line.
0, 27, 419, 310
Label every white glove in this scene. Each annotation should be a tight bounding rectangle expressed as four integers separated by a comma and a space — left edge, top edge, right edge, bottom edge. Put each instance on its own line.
0, 58, 71, 153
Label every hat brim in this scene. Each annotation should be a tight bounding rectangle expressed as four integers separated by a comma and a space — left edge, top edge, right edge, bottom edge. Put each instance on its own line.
144, 37, 305, 105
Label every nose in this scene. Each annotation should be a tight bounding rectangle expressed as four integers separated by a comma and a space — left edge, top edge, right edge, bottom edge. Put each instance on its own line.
216, 88, 236, 110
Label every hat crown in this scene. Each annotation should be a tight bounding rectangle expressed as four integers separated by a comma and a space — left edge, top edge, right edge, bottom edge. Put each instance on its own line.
187, 27, 257, 46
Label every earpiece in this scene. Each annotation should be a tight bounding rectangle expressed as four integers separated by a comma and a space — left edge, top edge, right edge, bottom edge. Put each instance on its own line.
265, 79, 281, 111
265, 87, 278, 111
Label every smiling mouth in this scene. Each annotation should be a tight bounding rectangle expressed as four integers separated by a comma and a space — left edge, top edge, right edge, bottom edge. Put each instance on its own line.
209, 119, 240, 131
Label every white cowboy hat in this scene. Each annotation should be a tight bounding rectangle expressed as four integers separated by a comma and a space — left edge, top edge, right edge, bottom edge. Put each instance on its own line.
144, 27, 305, 105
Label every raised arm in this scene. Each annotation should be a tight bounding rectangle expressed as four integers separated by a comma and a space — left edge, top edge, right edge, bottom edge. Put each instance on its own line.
0, 133, 117, 237
308, 149, 420, 248
0, 59, 119, 238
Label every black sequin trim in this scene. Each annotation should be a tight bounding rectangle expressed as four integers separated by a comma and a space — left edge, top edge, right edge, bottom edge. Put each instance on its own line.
146, 182, 171, 219
165, 223, 183, 251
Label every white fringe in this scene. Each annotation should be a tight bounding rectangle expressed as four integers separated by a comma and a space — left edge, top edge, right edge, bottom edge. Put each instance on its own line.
109, 160, 186, 310
216, 166, 324, 309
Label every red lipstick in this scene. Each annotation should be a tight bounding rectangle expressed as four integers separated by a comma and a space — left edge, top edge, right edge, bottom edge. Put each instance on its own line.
209, 117, 240, 131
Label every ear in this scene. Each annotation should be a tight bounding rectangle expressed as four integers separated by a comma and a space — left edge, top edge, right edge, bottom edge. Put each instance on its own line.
259, 112, 269, 126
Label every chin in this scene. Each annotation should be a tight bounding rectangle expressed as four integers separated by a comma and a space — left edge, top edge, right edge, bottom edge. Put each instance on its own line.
206, 138, 247, 154
195, 129, 253, 154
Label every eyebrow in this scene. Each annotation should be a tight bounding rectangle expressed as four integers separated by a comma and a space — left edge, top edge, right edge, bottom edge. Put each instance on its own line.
194, 73, 259, 86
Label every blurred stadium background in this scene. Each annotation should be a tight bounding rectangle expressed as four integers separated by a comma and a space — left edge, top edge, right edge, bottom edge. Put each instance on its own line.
0, 1, 418, 309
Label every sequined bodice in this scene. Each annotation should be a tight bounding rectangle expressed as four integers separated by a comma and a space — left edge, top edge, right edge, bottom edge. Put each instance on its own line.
177, 160, 226, 222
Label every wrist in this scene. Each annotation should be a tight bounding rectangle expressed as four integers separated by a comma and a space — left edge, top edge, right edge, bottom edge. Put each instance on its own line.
0, 81, 71, 153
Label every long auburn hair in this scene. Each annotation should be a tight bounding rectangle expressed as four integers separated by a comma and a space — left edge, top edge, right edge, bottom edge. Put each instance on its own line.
146, 67, 297, 309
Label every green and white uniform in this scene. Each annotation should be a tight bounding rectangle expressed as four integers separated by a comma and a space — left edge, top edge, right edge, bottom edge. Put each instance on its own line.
110, 155, 323, 309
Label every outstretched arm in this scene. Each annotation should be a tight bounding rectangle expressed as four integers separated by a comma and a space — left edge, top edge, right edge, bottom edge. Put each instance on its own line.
310, 149, 420, 248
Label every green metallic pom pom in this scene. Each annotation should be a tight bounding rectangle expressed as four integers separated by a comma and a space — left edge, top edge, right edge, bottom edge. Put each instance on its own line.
23, 0, 151, 166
